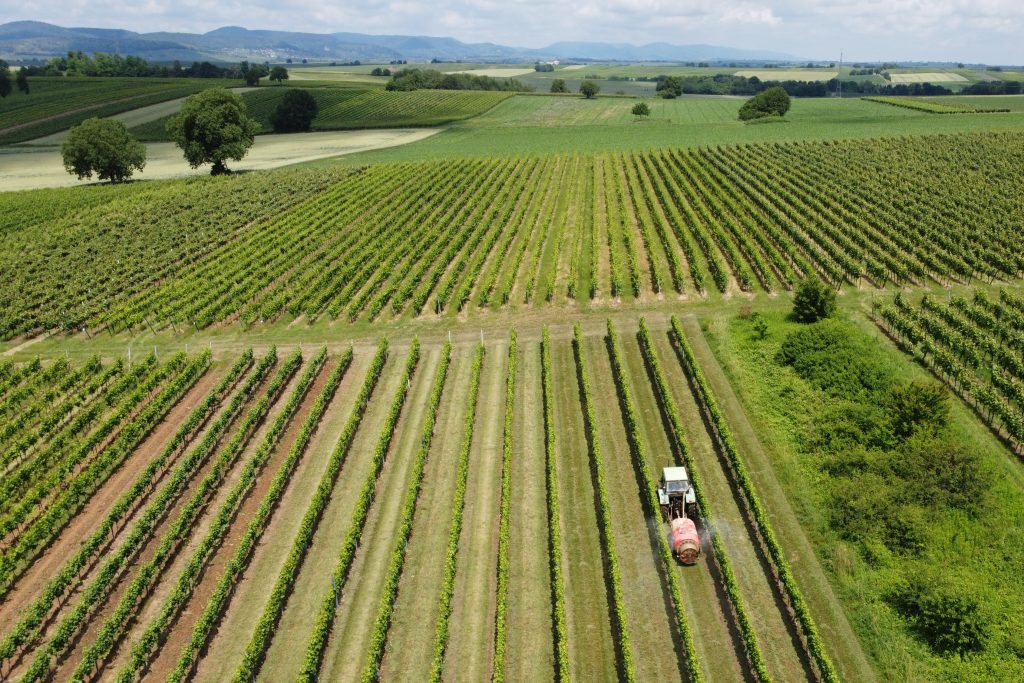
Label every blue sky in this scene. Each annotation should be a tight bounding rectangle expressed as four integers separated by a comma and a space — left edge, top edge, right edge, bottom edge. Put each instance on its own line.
8, 0, 1023, 63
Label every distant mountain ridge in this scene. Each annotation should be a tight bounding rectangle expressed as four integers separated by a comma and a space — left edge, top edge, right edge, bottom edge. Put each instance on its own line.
0, 21, 801, 63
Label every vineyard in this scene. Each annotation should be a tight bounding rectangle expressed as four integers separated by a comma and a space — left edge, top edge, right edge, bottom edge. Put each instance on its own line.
1, 131, 1021, 341
876, 288, 1024, 450
862, 96, 1011, 114
0, 317, 859, 682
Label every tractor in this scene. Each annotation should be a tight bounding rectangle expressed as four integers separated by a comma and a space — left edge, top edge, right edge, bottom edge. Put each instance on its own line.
657, 467, 701, 565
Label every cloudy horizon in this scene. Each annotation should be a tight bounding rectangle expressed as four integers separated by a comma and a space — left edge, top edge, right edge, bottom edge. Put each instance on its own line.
6, 1, 1023, 64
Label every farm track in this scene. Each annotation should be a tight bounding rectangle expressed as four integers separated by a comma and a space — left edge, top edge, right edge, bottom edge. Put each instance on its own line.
46, 359, 293, 682
111, 354, 335, 680
648, 332, 813, 682
582, 335, 684, 683
318, 347, 440, 681
255, 351, 407, 682
442, 341, 506, 681
0, 363, 232, 676
549, 342, 617, 681
677, 316, 877, 682
190, 351, 372, 682
503, 340, 555, 681
377, 350, 471, 679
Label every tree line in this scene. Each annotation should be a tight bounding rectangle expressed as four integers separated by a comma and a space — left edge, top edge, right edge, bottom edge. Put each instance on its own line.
385, 68, 531, 92
653, 73, 1021, 98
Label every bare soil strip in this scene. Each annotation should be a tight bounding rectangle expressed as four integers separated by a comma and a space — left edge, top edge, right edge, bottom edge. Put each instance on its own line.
256, 351, 409, 682
550, 340, 617, 681
191, 352, 372, 682
377, 350, 472, 679
443, 341, 507, 681
678, 316, 876, 682
583, 336, 684, 683
650, 332, 814, 682
503, 340, 555, 681
318, 347, 441, 681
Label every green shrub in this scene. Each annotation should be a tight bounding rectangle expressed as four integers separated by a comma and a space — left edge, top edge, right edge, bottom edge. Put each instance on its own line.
890, 576, 991, 655
739, 86, 791, 121
888, 380, 950, 438
777, 320, 896, 399
791, 278, 837, 323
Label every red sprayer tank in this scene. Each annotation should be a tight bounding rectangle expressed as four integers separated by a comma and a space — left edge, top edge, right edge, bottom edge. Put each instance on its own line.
668, 517, 700, 565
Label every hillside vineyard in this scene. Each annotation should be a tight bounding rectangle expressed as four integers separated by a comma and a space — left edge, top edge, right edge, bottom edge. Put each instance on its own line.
1, 131, 1021, 340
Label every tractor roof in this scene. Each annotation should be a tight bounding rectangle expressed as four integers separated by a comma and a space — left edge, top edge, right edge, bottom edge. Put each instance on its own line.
663, 466, 689, 483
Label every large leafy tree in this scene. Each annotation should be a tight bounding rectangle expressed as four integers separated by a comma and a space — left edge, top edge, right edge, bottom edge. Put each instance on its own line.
61, 117, 146, 183
739, 85, 791, 120
268, 66, 289, 83
271, 89, 319, 133
167, 89, 259, 175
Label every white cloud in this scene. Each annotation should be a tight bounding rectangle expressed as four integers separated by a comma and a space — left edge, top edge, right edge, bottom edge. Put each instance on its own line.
7, 0, 1024, 62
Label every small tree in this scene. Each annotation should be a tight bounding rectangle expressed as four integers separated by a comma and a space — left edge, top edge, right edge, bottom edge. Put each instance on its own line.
791, 277, 837, 323
16, 69, 29, 94
550, 78, 568, 94
269, 66, 289, 84
579, 80, 599, 99
0, 61, 10, 98
167, 89, 259, 175
631, 101, 650, 118
271, 89, 319, 133
61, 117, 146, 183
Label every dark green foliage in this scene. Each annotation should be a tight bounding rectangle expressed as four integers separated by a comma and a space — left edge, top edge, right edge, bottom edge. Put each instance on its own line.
534, 62, 555, 72
60, 117, 146, 183
888, 380, 950, 438
269, 66, 289, 83
776, 318, 990, 560
167, 89, 259, 175
656, 76, 682, 98
270, 89, 319, 133
0, 61, 10, 98
241, 62, 269, 87
16, 69, 29, 95
792, 277, 837, 322
631, 101, 650, 118
550, 78, 568, 94
777, 320, 896, 399
385, 68, 529, 92
890, 576, 990, 654
739, 86, 792, 120
579, 80, 600, 98
894, 434, 989, 515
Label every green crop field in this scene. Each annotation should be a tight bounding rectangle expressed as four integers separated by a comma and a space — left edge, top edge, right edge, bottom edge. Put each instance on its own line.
318, 94, 1024, 166
0, 77, 242, 145
130, 87, 512, 140
2, 48, 1024, 683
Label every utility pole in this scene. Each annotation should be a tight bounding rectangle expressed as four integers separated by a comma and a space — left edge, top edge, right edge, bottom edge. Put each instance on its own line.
838, 51, 843, 98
